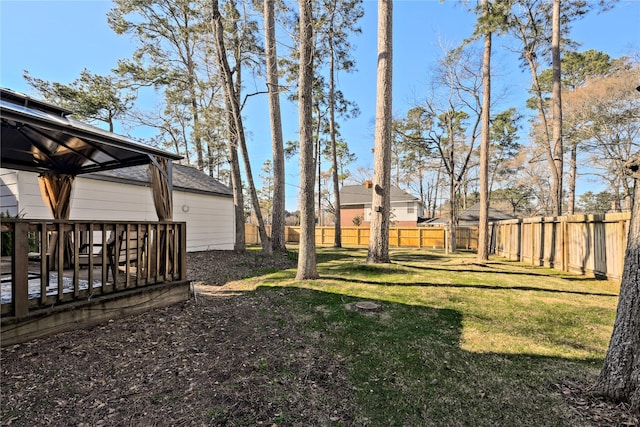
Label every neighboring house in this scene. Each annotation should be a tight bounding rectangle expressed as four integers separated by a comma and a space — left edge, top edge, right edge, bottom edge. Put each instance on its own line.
339, 181, 424, 227
425, 202, 516, 227
0, 164, 235, 251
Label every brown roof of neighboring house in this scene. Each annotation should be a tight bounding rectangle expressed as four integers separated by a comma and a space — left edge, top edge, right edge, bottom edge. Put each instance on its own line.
339, 184, 420, 206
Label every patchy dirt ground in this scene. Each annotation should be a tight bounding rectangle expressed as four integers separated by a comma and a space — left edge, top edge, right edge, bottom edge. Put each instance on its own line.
1, 250, 637, 426
186, 250, 295, 287
1, 251, 357, 426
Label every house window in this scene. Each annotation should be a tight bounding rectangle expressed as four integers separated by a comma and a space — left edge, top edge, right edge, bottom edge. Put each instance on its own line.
407, 202, 414, 214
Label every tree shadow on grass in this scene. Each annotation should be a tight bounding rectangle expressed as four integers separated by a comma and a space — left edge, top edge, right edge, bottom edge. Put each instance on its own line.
318, 275, 619, 297
246, 286, 623, 426
321, 262, 413, 277
288, 247, 367, 264
385, 249, 450, 263
392, 262, 614, 283
316, 249, 366, 263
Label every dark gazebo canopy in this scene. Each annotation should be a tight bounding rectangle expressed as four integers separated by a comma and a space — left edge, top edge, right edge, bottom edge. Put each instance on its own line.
1, 88, 182, 221
0, 88, 181, 176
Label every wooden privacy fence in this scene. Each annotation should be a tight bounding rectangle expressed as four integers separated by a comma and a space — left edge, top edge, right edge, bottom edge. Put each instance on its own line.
245, 224, 478, 250
490, 212, 631, 281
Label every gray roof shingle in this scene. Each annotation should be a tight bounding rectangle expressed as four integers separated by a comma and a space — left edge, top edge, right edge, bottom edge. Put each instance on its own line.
340, 184, 419, 206
427, 203, 515, 225
84, 163, 233, 197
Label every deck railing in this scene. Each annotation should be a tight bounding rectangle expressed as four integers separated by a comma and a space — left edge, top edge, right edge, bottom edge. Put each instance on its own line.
1, 219, 187, 318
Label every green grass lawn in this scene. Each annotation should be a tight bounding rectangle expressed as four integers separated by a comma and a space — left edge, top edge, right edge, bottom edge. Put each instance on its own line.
227, 247, 621, 426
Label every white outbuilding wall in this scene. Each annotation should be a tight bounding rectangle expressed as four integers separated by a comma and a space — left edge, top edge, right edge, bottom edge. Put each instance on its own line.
0, 167, 234, 251
0, 168, 19, 216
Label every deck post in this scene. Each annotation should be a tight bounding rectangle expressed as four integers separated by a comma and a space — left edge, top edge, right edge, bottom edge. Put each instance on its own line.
180, 223, 187, 281
12, 221, 29, 318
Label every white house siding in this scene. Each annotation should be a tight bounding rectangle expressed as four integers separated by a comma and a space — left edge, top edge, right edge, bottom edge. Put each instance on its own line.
390, 201, 423, 223
363, 200, 423, 225
19, 172, 55, 218
72, 178, 157, 221
75, 177, 235, 251
0, 169, 235, 251
173, 191, 235, 251
0, 169, 19, 216
0, 169, 51, 218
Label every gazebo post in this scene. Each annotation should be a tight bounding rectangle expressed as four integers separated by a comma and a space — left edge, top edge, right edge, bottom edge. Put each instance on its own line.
38, 172, 75, 270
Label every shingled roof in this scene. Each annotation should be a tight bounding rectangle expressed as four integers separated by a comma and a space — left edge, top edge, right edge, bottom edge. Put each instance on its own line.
340, 184, 420, 206
84, 163, 233, 197
427, 203, 515, 225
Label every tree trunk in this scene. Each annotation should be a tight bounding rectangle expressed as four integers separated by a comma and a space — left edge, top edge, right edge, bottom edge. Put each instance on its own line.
594, 155, 640, 413
317, 122, 322, 227
185, 51, 204, 171
328, 20, 342, 247
264, 0, 286, 252
227, 109, 246, 252
527, 58, 558, 216
448, 173, 457, 254
367, 0, 393, 264
433, 163, 442, 218
212, 0, 271, 254
190, 95, 204, 170
477, 0, 491, 261
296, 0, 318, 280
419, 168, 425, 213
446, 123, 457, 255
567, 142, 577, 215
551, 0, 563, 216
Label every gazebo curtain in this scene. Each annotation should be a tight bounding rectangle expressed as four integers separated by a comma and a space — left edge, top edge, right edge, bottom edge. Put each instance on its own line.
149, 157, 174, 274
34, 160, 175, 272
150, 157, 173, 221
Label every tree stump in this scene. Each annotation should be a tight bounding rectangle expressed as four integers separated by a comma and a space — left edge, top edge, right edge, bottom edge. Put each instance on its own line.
347, 301, 381, 313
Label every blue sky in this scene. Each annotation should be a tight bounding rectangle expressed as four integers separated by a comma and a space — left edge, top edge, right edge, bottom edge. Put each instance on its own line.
1, 0, 639, 211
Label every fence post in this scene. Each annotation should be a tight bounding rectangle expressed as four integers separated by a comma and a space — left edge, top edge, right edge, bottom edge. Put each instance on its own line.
539, 217, 545, 266
508, 222, 512, 259
590, 216, 597, 275
560, 219, 569, 271
516, 220, 522, 261
619, 219, 625, 277
444, 227, 448, 254
619, 219, 626, 280
530, 221, 537, 265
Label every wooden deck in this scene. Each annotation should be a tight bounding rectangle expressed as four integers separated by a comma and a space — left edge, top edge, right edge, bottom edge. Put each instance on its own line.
1, 219, 190, 346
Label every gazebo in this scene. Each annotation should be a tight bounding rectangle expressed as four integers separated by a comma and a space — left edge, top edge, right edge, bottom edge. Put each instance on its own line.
1, 88, 190, 345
